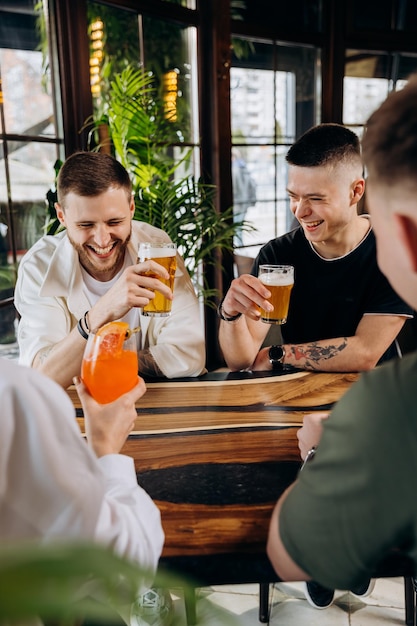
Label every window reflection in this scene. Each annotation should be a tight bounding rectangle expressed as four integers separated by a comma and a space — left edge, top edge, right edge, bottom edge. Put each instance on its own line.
143, 15, 197, 145
231, 38, 320, 259
87, 2, 198, 151
159, 0, 196, 8
1, 49, 55, 136
87, 3, 141, 118
343, 50, 417, 135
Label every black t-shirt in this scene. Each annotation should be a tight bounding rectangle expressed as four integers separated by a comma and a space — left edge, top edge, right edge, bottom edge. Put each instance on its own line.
252, 225, 413, 360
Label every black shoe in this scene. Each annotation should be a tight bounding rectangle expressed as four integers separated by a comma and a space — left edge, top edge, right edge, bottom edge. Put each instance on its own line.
304, 581, 335, 609
350, 578, 375, 599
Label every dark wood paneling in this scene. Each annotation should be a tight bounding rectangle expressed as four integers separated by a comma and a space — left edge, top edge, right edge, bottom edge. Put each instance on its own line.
52, 0, 92, 154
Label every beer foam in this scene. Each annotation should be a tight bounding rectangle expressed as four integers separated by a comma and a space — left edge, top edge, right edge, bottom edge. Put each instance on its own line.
259, 272, 294, 286
139, 245, 176, 258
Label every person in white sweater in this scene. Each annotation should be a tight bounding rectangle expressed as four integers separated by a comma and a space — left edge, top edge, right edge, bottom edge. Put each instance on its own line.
0, 358, 164, 605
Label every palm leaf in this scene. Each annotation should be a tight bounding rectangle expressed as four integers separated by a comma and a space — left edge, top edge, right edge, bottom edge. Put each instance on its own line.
64, 64, 255, 303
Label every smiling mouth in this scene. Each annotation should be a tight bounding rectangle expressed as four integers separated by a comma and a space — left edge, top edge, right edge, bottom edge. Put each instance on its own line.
87, 242, 117, 257
303, 219, 324, 230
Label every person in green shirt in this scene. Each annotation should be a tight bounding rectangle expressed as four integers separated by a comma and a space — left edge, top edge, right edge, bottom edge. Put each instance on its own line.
267, 75, 417, 592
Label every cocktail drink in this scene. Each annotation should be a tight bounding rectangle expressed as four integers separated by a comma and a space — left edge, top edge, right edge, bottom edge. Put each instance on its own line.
258, 264, 294, 324
81, 321, 139, 404
138, 241, 177, 316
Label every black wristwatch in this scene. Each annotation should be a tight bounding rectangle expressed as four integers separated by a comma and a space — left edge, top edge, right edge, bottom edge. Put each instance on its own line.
268, 345, 286, 370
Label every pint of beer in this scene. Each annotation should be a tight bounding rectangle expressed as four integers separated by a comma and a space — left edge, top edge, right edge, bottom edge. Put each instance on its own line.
138, 242, 177, 316
258, 264, 294, 324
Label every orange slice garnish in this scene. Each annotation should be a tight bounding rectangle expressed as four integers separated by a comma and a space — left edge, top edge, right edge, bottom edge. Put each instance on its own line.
95, 321, 130, 356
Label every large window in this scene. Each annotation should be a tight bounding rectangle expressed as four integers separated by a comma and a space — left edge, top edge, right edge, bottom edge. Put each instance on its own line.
0, 0, 63, 346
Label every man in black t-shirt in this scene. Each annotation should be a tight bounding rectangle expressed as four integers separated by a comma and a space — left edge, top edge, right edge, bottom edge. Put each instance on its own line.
219, 123, 412, 374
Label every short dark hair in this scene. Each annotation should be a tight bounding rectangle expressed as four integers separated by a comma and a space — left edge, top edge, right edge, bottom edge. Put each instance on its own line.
57, 151, 132, 207
363, 75, 417, 185
286, 123, 362, 169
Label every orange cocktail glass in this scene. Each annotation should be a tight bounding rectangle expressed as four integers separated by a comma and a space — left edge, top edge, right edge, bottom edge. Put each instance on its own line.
81, 321, 139, 404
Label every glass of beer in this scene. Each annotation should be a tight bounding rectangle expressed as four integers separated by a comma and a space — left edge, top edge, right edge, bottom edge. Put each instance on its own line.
138, 241, 177, 316
258, 264, 294, 324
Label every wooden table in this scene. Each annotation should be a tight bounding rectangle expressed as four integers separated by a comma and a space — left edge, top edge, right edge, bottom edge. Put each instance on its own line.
68, 369, 357, 560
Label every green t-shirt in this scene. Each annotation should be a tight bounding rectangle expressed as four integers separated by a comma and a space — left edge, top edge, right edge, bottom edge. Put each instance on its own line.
279, 351, 417, 590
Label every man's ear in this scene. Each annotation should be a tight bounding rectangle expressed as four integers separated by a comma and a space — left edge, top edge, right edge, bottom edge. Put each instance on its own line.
394, 214, 417, 273
129, 195, 135, 217
55, 202, 66, 225
351, 178, 365, 205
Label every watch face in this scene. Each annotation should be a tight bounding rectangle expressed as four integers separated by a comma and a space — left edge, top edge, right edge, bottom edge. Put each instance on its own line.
269, 345, 284, 363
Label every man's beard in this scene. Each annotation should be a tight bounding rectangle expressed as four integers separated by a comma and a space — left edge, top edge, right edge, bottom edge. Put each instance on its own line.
68, 231, 131, 280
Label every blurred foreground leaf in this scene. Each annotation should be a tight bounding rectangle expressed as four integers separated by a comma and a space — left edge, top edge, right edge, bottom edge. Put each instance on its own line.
0, 541, 240, 625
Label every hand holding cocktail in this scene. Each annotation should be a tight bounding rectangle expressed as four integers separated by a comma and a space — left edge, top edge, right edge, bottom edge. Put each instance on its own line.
74, 375, 146, 456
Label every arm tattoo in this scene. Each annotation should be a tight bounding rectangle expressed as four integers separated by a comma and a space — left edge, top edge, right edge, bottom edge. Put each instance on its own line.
290, 338, 348, 370
36, 345, 54, 365
138, 348, 164, 377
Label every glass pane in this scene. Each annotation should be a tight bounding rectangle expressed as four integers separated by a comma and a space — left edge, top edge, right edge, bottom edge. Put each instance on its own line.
0, 48, 56, 137
396, 54, 417, 83
231, 38, 320, 257
343, 51, 391, 127
350, 0, 417, 33
343, 51, 417, 131
233, 145, 294, 251
243, 0, 323, 33
87, 3, 198, 147
0, 193, 17, 347
0, 143, 10, 267
1, 141, 57, 253
87, 2, 141, 116
402, 0, 417, 33
172, 145, 200, 179
231, 68, 276, 143
0, 144, 17, 346
0, 300, 18, 347
349, 0, 393, 31
143, 16, 197, 144
160, 0, 196, 7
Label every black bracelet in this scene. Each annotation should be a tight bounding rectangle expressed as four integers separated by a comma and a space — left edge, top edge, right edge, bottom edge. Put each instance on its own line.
83, 310, 90, 331
217, 296, 242, 322
77, 317, 89, 340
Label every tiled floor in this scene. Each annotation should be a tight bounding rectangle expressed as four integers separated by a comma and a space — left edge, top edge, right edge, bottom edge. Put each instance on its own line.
170, 578, 409, 625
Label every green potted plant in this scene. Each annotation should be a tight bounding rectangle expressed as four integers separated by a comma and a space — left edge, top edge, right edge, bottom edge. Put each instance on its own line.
82, 66, 252, 303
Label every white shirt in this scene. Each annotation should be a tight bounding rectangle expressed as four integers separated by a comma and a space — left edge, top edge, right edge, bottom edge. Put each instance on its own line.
0, 358, 164, 580
15, 221, 206, 378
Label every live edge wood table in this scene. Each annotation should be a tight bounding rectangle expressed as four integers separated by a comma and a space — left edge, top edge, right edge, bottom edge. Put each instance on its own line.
68, 368, 365, 623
